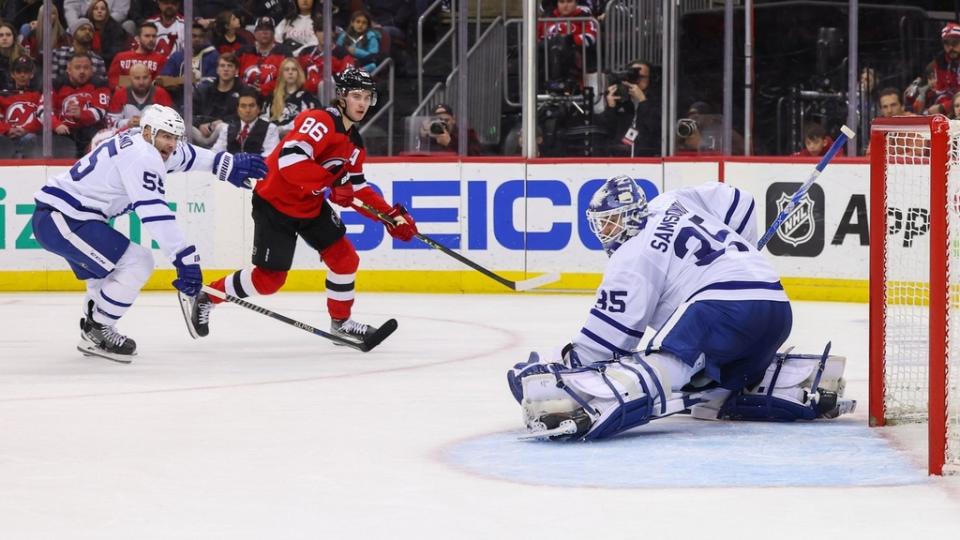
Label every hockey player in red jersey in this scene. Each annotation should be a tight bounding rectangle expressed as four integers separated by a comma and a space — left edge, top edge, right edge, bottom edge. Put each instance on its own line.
184, 67, 417, 346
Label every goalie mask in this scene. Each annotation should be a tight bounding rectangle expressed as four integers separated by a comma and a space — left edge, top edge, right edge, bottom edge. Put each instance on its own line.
586, 175, 650, 255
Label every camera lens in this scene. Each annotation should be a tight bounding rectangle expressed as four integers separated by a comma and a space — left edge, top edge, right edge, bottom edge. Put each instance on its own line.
430, 120, 445, 135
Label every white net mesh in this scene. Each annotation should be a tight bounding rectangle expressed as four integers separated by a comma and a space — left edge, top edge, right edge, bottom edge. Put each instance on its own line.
880, 122, 960, 472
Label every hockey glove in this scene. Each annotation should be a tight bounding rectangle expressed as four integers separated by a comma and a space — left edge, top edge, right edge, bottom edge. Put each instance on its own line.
214, 152, 268, 189
386, 203, 417, 241
172, 245, 203, 297
329, 181, 354, 207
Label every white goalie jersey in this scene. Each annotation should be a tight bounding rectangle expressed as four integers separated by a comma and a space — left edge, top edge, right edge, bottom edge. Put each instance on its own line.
572, 182, 788, 363
34, 130, 223, 260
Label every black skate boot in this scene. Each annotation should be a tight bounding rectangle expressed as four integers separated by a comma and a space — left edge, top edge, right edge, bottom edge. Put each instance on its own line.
331, 318, 377, 345
179, 291, 213, 339
77, 301, 137, 363
521, 409, 593, 441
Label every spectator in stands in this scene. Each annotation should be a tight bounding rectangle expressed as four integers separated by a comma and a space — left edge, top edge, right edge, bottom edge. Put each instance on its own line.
212, 10, 254, 55
53, 51, 111, 157
106, 63, 173, 130
0, 22, 27, 89
364, 0, 413, 45
159, 21, 218, 99
241, 0, 287, 28
951, 91, 960, 120
128, 0, 160, 26
792, 123, 843, 157
64, 0, 134, 36
263, 57, 320, 137
275, 0, 321, 54
53, 18, 108, 82
597, 60, 659, 157
905, 63, 937, 115
107, 22, 166, 87
237, 16, 289, 96
143, 0, 184, 58
299, 18, 353, 95
5, 1, 41, 33
22, 4, 69, 63
193, 52, 249, 141
213, 87, 279, 156
536, 0, 597, 92
675, 101, 743, 155
416, 103, 483, 155
337, 10, 380, 73
926, 22, 960, 116
0, 56, 42, 158
87, 0, 134, 68
878, 87, 909, 117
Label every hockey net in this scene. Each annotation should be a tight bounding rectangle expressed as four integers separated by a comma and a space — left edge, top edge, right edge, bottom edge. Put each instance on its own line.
869, 115, 960, 475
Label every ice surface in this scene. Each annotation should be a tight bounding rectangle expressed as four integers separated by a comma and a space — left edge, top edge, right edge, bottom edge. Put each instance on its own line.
1, 293, 958, 539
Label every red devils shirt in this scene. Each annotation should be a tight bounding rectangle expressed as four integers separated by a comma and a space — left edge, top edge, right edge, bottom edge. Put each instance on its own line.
238, 44, 287, 95
107, 50, 168, 87
0, 87, 42, 135
255, 107, 391, 219
52, 79, 111, 129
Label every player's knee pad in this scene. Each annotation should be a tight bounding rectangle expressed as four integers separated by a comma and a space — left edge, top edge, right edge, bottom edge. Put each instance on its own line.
114, 242, 153, 287
510, 353, 672, 440
320, 237, 359, 274
252, 267, 287, 295
716, 346, 855, 422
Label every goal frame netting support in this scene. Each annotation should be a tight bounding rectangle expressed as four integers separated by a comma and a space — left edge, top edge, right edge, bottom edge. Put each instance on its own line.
869, 115, 951, 476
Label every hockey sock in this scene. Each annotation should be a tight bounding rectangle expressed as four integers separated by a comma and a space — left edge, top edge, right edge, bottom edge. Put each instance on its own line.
89, 244, 152, 326
320, 238, 358, 320
209, 268, 288, 304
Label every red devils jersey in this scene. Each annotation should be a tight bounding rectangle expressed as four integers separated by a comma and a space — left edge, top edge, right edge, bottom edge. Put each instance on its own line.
255, 107, 391, 219
0, 88, 42, 135
52, 80, 111, 129
238, 44, 287, 95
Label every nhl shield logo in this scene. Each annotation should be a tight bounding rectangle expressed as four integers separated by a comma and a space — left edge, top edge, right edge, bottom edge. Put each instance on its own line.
775, 192, 816, 247
765, 182, 825, 257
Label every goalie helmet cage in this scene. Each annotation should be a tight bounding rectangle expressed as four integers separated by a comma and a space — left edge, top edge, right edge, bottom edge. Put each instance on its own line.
869, 115, 960, 476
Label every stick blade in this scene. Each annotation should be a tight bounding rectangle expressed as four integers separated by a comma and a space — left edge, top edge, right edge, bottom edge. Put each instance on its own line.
359, 318, 399, 352
512, 272, 561, 292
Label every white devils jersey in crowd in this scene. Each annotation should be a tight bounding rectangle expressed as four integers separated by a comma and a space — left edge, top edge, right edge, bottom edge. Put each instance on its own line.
34, 129, 219, 260
572, 181, 788, 363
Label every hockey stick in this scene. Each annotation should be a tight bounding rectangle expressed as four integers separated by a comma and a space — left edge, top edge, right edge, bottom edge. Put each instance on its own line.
351, 198, 561, 291
756, 125, 855, 250
201, 286, 397, 352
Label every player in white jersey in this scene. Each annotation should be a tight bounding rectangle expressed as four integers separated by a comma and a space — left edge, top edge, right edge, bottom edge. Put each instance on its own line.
507, 176, 854, 440
31, 105, 269, 363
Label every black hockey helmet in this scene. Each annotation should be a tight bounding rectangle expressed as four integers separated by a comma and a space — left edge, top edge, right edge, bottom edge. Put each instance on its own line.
336, 67, 378, 106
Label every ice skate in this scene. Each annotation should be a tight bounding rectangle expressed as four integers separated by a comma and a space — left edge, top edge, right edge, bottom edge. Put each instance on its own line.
330, 318, 378, 346
77, 302, 137, 363
179, 291, 213, 338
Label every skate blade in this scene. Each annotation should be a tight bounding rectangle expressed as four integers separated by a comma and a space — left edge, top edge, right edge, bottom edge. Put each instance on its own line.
77, 341, 135, 364
178, 292, 201, 339
518, 419, 578, 441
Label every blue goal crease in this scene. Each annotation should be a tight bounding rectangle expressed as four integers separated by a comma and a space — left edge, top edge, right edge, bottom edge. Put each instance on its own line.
444, 421, 927, 489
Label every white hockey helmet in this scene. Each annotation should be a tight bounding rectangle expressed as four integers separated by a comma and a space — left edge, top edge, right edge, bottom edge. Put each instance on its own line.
586, 175, 650, 255
140, 104, 185, 141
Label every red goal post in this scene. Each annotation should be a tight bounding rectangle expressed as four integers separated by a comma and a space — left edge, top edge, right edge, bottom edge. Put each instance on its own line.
869, 115, 959, 475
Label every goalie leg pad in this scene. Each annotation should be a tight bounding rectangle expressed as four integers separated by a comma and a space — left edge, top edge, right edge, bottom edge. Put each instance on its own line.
716, 345, 854, 422
512, 354, 673, 440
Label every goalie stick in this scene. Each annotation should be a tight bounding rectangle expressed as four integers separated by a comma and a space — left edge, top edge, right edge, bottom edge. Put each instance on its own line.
756, 125, 856, 250
201, 286, 397, 352
351, 198, 560, 291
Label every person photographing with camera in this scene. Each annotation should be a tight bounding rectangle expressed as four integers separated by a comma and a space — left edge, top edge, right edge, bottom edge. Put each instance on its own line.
416, 103, 483, 155
598, 60, 660, 157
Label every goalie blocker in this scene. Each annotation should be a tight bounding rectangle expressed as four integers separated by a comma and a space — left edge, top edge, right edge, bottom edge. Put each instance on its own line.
508, 344, 856, 441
